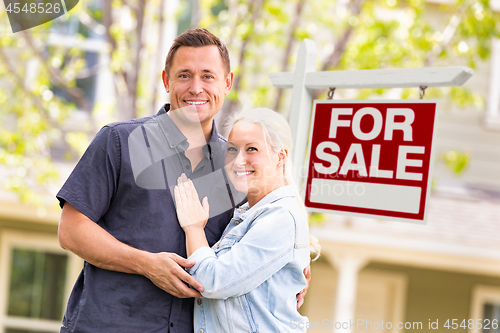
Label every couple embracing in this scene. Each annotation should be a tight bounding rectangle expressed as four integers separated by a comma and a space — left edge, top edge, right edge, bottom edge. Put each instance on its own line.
58, 28, 319, 333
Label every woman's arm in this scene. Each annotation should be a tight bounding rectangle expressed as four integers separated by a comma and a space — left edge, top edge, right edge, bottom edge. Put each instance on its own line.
188, 205, 298, 299
174, 174, 210, 256
174, 175, 305, 300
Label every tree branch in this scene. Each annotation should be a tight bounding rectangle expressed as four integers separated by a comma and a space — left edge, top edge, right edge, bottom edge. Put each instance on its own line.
274, 0, 306, 112
424, 11, 463, 67
74, 63, 106, 79
225, 0, 241, 49
314, 0, 365, 99
122, 0, 139, 13
103, 0, 117, 52
78, 11, 106, 35
22, 31, 92, 114
126, 0, 146, 119
0, 46, 90, 159
321, 0, 364, 71
150, 0, 167, 114
225, 0, 266, 115
0, 46, 57, 128
191, 0, 200, 29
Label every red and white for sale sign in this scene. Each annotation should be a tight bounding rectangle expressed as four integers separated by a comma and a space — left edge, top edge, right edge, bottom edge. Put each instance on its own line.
304, 100, 439, 224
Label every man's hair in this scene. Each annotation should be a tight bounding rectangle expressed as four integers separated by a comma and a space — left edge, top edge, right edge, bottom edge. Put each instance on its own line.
164, 28, 230, 76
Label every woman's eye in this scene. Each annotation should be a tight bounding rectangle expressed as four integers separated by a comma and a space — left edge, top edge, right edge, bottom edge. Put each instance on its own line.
247, 147, 257, 152
227, 147, 237, 152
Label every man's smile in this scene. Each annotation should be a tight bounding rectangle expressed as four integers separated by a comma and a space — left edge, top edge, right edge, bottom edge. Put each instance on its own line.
184, 100, 208, 106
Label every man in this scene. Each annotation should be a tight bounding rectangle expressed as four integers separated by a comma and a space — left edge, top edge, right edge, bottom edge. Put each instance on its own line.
57, 29, 308, 333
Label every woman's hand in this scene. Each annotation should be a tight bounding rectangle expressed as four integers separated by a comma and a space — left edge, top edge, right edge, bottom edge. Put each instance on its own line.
174, 174, 209, 230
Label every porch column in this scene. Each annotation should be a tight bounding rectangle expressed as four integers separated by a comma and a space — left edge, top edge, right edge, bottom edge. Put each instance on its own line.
332, 254, 367, 333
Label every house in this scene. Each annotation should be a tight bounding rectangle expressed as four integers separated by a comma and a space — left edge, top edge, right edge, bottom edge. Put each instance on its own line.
1, 0, 499, 332
301, 36, 500, 333
0, 1, 179, 331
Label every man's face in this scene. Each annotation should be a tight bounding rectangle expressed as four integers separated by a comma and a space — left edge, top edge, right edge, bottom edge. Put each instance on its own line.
162, 46, 233, 128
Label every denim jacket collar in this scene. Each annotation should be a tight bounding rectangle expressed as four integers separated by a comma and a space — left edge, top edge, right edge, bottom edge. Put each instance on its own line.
234, 185, 296, 222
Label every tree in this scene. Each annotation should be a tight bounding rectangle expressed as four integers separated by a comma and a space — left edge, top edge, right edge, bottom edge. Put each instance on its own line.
0, 0, 168, 205
200, 0, 498, 132
1, 0, 498, 204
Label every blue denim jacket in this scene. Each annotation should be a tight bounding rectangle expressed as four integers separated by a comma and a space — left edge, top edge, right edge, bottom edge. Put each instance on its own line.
187, 185, 310, 332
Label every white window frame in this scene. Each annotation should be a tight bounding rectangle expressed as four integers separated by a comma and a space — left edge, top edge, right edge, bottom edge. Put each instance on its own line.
486, 38, 500, 130
0, 230, 80, 333
469, 284, 500, 333
356, 269, 409, 333
45, 33, 112, 118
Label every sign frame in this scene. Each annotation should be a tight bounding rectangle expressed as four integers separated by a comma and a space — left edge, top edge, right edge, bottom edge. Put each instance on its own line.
303, 99, 440, 224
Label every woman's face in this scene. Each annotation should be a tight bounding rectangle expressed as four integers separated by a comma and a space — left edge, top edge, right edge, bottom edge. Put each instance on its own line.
225, 120, 284, 205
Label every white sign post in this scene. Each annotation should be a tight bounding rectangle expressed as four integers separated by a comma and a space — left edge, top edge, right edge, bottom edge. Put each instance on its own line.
269, 39, 473, 222
269, 39, 473, 333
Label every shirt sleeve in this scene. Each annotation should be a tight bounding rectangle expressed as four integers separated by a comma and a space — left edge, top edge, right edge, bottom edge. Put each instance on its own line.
187, 205, 296, 299
56, 125, 121, 223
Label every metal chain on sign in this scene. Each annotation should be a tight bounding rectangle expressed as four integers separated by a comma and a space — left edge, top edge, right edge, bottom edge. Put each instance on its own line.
327, 87, 336, 100
419, 86, 428, 99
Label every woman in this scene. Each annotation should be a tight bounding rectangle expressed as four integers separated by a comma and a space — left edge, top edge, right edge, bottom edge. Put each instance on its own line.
174, 108, 320, 332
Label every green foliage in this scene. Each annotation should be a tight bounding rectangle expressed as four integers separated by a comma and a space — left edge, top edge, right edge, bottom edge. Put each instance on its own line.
1, 0, 498, 209
308, 212, 327, 227
0, 0, 163, 206
0, 19, 80, 205
442, 150, 470, 175
196, 0, 498, 224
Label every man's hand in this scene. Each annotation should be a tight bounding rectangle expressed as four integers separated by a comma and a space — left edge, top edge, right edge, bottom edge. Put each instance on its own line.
297, 265, 311, 309
144, 252, 203, 298
58, 202, 204, 298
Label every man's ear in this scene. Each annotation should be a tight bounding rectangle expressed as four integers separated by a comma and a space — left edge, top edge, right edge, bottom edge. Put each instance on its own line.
225, 71, 234, 95
162, 70, 169, 93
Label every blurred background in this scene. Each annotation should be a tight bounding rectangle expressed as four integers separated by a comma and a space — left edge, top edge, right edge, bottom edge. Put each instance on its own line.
0, 0, 499, 332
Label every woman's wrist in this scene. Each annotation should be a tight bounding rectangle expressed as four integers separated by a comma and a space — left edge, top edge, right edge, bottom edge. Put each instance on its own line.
182, 223, 206, 232
184, 226, 209, 257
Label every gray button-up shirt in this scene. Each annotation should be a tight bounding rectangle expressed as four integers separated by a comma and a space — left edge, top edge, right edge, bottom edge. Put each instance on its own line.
57, 104, 245, 333
129, 107, 243, 218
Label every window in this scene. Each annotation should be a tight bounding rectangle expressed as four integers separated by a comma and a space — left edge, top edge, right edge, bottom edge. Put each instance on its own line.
51, 50, 100, 111
44, 2, 108, 115
0, 231, 75, 333
483, 303, 500, 333
486, 38, 500, 130
8, 249, 67, 321
304, 262, 408, 333
470, 285, 500, 333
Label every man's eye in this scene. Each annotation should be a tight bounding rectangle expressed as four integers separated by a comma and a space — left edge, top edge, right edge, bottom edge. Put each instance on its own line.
204, 75, 214, 79
179, 74, 189, 78
227, 147, 237, 152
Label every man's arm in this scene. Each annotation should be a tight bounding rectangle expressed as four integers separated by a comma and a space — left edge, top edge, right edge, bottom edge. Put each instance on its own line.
58, 202, 204, 298
297, 265, 311, 309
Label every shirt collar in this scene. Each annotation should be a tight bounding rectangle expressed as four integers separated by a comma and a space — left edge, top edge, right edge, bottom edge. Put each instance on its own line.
156, 104, 220, 157
234, 185, 297, 221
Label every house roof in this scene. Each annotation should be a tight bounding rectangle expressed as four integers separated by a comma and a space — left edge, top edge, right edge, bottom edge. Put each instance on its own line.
311, 186, 500, 270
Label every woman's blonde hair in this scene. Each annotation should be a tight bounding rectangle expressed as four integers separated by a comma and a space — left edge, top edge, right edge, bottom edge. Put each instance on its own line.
226, 108, 321, 261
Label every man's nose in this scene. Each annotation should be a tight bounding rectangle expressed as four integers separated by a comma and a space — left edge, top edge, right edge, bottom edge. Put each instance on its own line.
189, 77, 203, 95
